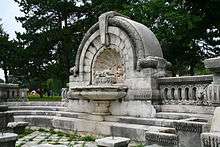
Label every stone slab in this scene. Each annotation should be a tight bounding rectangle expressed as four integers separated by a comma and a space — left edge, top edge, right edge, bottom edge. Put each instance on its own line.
96, 137, 130, 147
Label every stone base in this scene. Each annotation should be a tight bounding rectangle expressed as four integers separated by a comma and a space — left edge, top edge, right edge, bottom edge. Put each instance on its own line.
66, 99, 156, 118
96, 137, 130, 147
0, 133, 17, 147
93, 101, 111, 115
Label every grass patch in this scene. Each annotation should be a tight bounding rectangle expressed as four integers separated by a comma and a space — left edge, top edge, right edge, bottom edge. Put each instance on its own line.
18, 128, 34, 138
38, 128, 50, 132
135, 144, 145, 147
66, 132, 81, 141
28, 95, 62, 101
18, 128, 97, 146
81, 135, 96, 141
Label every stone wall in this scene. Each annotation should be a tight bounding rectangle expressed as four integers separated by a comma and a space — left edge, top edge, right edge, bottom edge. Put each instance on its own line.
0, 83, 28, 102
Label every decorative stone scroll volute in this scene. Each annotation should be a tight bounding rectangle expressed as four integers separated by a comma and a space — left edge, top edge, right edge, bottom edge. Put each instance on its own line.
69, 11, 170, 102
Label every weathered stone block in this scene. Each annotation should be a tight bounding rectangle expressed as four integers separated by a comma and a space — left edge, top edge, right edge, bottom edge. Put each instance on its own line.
96, 137, 130, 147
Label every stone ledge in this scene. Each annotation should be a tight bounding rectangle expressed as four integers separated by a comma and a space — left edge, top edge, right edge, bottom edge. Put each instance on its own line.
158, 75, 213, 84
4, 102, 65, 106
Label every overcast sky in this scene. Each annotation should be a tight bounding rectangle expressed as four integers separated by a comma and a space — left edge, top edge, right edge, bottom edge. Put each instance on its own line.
0, 0, 24, 81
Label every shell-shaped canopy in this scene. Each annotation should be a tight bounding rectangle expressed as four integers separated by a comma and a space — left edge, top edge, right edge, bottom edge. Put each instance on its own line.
73, 11, 163, 79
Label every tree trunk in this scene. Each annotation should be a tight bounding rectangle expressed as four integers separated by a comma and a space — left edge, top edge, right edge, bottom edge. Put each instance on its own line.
189, 64, 195, 76
3, 67, 8, 83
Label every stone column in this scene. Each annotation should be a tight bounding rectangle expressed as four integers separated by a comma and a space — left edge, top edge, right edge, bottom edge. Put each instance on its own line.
19, 88, 29, 101
204, 56, 220, 105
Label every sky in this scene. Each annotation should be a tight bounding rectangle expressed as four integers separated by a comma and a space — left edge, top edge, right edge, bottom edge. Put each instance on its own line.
0, 0, 24, 81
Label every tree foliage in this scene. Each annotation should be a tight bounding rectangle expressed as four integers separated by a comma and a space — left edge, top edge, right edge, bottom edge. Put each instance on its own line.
0, 20, 17, 83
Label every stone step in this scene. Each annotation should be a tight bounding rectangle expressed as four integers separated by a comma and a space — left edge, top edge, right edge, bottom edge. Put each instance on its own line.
156, 112, 213, 120
119, 115, 210, 130
8, 106, 66, 111
7, 110, 79, 118
119, 116, 175, 127
157, 105, 215, 114
14, 115, 175, 141
4, 102, 65, 107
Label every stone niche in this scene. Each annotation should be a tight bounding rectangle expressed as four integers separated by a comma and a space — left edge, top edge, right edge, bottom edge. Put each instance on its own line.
68, 11, 170, 117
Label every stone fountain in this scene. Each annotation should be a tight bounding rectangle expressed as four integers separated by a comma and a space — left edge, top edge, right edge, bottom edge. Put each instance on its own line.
67, 11, 170, 118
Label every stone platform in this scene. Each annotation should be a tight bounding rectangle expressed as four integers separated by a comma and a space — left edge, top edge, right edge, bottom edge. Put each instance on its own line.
5, 102, 215, 146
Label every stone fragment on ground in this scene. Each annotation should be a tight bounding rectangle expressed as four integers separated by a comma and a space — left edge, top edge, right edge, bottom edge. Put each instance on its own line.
96, 136, 130, 147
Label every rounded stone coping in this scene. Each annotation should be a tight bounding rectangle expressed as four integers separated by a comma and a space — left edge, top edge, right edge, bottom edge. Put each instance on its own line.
158, 75, 213, 84
0, 133, 17, 142
7, 121, 29, 128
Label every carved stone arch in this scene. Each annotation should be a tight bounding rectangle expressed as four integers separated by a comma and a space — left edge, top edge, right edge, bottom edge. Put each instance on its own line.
69, 11, 168, 101
78, 26, 134, 85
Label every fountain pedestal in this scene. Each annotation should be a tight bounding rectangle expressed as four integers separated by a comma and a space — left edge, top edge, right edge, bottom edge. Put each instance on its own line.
93, 101, 111, 115
71, 85, 127, 115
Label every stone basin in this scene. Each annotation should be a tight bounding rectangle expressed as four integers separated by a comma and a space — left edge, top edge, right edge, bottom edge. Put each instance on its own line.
71, 85, 128, 101
71, 85, 128, 115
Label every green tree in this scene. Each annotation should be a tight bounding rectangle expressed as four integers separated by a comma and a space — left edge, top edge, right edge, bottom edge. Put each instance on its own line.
0, 20, 17, 83
123, 0, 220, 75
14, 0, 82, 88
